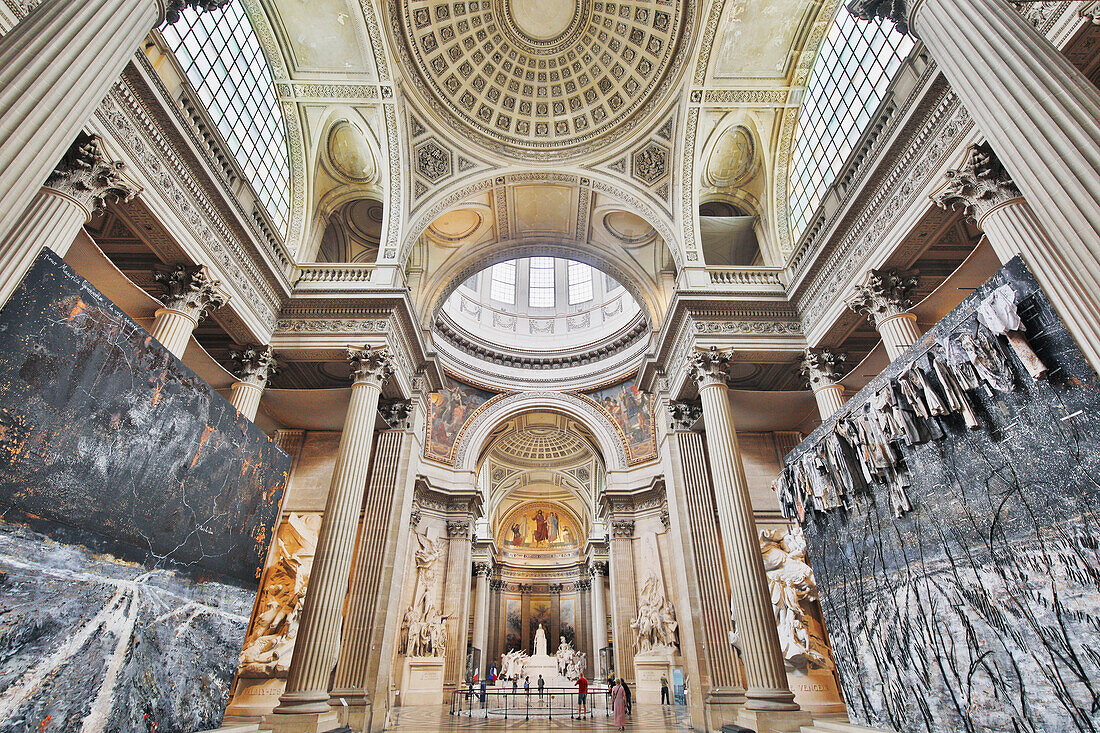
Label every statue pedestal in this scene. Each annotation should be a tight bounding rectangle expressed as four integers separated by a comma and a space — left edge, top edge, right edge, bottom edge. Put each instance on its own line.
634, 649, 674, 705
523, 654, 573, 687
223, 676, 286, 721
398, 656, 445, 706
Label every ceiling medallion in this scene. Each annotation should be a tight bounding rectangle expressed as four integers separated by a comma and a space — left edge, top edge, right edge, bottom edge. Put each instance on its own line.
394, 0, 691, 160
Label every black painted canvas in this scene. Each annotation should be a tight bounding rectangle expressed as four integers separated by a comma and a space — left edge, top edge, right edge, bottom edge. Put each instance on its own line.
787, 258, 1100, 732
0, 251, 288, 731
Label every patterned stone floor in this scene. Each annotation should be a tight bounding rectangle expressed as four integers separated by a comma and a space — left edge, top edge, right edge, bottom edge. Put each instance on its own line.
387, 704, 693, 731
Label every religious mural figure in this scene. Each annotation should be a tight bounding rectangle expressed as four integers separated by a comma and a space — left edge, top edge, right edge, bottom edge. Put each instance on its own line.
427, 381, 494, 461
533, 509, 549, 545
548, 512, 559, 542
501, 506, 578, 550
584, 379, 657, 462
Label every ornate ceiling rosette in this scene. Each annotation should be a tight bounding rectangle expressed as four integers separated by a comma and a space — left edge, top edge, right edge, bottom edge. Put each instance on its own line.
391, 0, 693, 161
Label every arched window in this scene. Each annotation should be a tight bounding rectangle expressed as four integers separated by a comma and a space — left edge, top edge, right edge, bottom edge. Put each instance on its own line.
161, 2, 291, 235
787, 11, 915, 241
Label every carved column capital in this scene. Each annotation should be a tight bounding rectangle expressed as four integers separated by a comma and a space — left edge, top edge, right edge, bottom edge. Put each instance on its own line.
668, 399, 703, 430
348, 347, 393, 388
610, 520, 635, 539
588, 561, 608, 577
846, 0, 913, 36
163, 0, 235, 24
660, 508, 671, 530
45, 133, 140, 218
932, 143, 1023, 225
154, 264, 228, 321
447, 520, 472, 538
472, 561, 493, 579
379, 398, 412, 429
230, 345, 277, 388
799, 348, 846, 392
690, 346, 736, 390
409, 506, 422, 530
576, 577, 591, 591
847, 268, 920, 326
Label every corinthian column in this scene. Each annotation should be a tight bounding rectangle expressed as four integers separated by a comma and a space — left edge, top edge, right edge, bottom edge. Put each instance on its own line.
690, 348, 812, 731
847, 268, 922, 360
470, 561, 492, 681
847, 0, 1100, 373
0, 0, 230, 245
150, 264, 227, 358
799, 349, 847, 420
228, 345, 277, 421
0, 133, 139, 307
272, 348, 392, 727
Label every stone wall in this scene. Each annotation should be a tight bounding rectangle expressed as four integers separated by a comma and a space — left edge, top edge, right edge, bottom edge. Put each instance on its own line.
786, 258, 1100, 732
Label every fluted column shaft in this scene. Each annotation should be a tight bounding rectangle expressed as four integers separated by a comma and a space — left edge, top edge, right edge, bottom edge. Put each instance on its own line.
608, 521, 637, 681
442, 522, 473, 691
896, 0, 1100, 370
229, 381, 263, 421
276, 349, 390, 715
812, 384, 846, 419
0, 0, 164, 245
471, 565, 491, 679
590, 566, 608, 655
696, 376, 796, 711
150, 307, 198, 359
0, 189, 86, 306
979, 198, 1057, 265
876, 313, 923, 360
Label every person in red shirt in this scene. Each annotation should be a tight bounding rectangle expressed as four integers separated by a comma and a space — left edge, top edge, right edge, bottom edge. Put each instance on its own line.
575, 673, 589, 716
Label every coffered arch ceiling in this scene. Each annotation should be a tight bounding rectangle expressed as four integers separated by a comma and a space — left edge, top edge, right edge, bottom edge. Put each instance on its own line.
385, 0, 699, 162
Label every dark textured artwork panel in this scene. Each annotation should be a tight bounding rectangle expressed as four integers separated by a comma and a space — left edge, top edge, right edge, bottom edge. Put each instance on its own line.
793, 259, 1100, 733
0, 251, 288, 731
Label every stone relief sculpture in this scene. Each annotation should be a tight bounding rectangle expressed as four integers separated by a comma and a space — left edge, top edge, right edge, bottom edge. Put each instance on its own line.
760, 526, 833, 671
555, 637, 587, 680
238, 513, 321, 676
631, 573, 678, 654
399, 532, 448, 658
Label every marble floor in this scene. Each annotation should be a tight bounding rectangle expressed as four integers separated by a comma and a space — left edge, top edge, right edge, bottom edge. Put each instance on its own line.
387, 704, 693, 731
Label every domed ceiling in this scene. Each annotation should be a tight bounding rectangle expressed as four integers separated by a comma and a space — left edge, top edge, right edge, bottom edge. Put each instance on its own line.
391, 0, 694, 160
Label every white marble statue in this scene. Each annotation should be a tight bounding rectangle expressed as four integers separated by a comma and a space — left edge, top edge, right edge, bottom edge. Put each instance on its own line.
533, 622, 548, 656
501, 649, 529, 680
759, 526, 833, 670
631, 573, 678, 654
555, 636, 572, 676
554, 637, 587, 680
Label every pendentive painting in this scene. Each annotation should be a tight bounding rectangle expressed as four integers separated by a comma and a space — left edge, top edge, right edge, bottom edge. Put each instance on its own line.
426, 378, 496, 463
582, 379, 657, 463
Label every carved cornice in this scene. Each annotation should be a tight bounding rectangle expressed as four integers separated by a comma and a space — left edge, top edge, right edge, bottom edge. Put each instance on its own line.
348, 347, 393, 387
799, 348, 845, 390
154, 264, 228, 320
847, 268, 920, 326
45, 133, 140, 216
932, 143, 1022, 224
230, 345, 278, 387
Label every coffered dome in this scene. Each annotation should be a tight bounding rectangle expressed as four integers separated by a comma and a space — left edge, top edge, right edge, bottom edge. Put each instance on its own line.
392, 0, 693, 160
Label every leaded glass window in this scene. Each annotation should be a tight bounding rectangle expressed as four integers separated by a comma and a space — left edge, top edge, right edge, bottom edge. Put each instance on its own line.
490, 262, 517, 304
568, 261, 593, 305
161, 2, 291, 235
787, 11, 914, 241
529, 257, 555, 308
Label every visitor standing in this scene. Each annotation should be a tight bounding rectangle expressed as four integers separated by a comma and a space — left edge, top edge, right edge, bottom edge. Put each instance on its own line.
660, 674, 670, 705
524, 675, 530, 698
612, 679, 627, 731
538, 674, 545, 704
575, 672, 589, 716
622, 679, 632, 715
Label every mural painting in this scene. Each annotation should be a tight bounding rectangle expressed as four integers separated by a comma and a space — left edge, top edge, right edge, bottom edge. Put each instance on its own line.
0, 251, 288, 730
560, 598, 576, 647
583, 379, 657, 463
426, 378, 496, 462
505, 597, 523, 652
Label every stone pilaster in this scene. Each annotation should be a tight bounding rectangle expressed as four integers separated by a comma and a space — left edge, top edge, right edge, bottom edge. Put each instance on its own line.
848, 0, 1100, 374
608, 519, 636, 681
271, 348, 391, 729
663, 417, 745, 730
229, 346, 277, 422
151, 264, 228, 358
0, 132, 139, 307
442, 519, 473, 692
847, 268, 922, 360
690, 348, 811, 731
470, 561, 493, 680
0, 0, 229, 247
799, 349, 847, 420
589, 562, 609, 667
